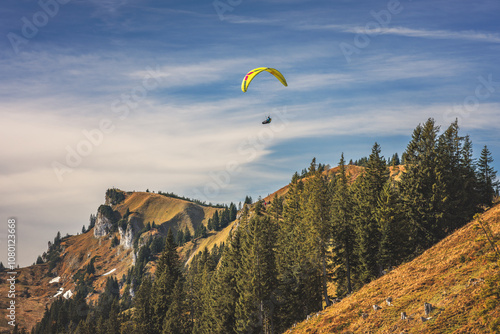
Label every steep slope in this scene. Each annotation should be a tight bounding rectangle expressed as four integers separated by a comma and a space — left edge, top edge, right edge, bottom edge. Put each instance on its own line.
290, 203, 500, 333
0, 230, 133, 332
0, 190, 226, 332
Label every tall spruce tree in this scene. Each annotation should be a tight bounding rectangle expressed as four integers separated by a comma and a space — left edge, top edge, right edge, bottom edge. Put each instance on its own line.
97, 277, 120, 320
209, 230, 242, 334
191, 248, 218, 334
400, 118, 447, 253
152, 228, 182, 334
375, 181, 407, 269
330, 153, 357, 296
301, 159, 331, 307
275, 171, 324, 329
352, 143, 388, 284
477, 145, 499, 207
436, 120, 472, 232
458, 135, 481, 221
134, 277, 154, 334
235, 215, 278, 334
106, 300, 120, 334
162, 279, 192, 334
183, 227, 192, 243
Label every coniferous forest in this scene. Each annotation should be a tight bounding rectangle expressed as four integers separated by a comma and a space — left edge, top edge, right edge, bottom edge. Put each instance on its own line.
31, 119, 499, 334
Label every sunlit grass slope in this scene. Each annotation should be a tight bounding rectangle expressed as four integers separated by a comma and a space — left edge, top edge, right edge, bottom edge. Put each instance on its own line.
291, 203, 500, 333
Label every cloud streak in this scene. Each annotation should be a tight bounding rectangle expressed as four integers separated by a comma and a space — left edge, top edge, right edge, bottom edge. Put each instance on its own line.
301, 24, 500, 43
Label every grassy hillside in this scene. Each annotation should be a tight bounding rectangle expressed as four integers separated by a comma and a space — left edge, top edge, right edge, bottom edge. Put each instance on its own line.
112, 191, 220, 235
113, 191, 233, 265
290, 203, 500, 333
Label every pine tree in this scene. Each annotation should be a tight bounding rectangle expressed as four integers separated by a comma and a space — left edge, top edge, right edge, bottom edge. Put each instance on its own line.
235, 215, 278, 334
89, 214, 96, 229
301, 159, 331, 307
86, 257, 96, 275
152, 228, 182, 334
106, 300, 120, 334
183, 227, 192, 243
177, 230, 184, 246
162, 279, 192, 334
191, 248, 217, 334
195, 223, 207, 238
54, 231, 62, 246
458, 135, 481, 221
352, 143, 388, 284
268, 193, 284, 230
220, 208, 230, 228
274, 171, 324, 329
477, 145, 499, 207
134, 277, 153, 334
391, 153, 400, 166
436, 120, 468, 232
330, 153, 357, 296
244, 196, 253, 205
208, 229, 242, 334
375, 181, 407, 269
97, 277, 119, 320
400, 118, 447, 253
229, 202, 238, 221
212, 211, 220, 231
96, 316, 106, 334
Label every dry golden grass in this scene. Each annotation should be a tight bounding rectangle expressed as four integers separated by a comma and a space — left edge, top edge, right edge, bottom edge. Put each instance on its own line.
113, 191, 220, 234
290, 204, 500, 334
182, 219, 238, 265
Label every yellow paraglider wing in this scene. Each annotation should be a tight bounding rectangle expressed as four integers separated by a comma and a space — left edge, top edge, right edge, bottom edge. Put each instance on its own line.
241, 67, 288, 92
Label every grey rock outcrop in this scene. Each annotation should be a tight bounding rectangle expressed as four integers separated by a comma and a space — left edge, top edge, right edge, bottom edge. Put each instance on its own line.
119, 223, 135, 249
93, 210, 113, 237
119, 215, 141, 250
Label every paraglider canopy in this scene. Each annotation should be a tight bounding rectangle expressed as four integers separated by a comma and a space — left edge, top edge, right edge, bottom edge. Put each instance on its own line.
241, 67, 287, 92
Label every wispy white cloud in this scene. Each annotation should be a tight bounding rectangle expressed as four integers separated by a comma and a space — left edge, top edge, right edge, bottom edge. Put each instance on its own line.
223, 15, 284, 25
375, 27, 500, 43
300, 23, 500, 43
87, 0, 129, 15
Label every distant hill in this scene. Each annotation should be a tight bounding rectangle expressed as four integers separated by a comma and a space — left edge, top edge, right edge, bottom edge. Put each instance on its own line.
0, 189, 226, 332
110, 190, 221, 236
290, 203, 500, 333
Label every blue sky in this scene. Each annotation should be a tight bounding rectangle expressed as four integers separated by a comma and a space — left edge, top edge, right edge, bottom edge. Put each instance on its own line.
1, 0, 500, 266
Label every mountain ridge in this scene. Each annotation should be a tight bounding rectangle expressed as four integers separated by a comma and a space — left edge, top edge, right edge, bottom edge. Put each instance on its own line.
0, 190, 226, 332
